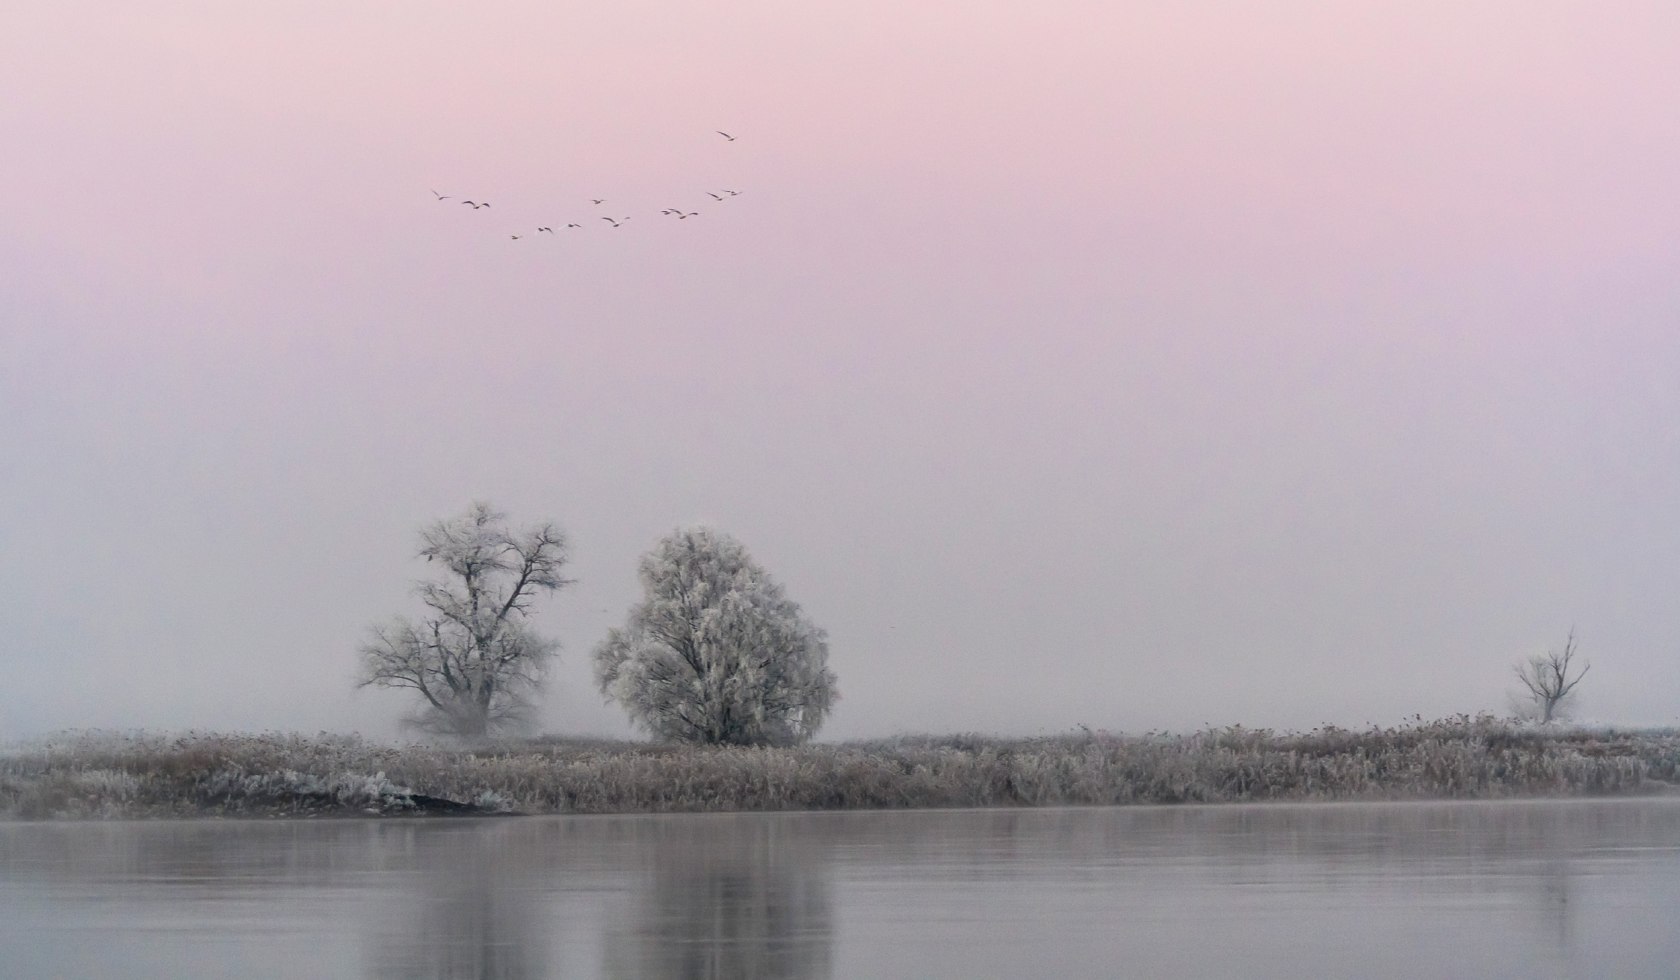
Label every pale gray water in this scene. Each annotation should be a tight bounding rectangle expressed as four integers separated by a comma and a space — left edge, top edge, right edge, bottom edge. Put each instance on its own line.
2, 799, 1678, 979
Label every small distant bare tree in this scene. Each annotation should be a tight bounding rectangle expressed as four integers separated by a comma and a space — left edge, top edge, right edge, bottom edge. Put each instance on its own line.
594, 527, 838, 746
359, 503, 571, 737
1511, 631, 1590, 724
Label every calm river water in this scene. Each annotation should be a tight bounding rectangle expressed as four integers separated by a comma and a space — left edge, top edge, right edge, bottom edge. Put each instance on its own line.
2, 799, 1677, 979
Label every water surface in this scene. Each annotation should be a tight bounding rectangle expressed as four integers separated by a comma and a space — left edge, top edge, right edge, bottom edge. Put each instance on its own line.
3, 799, 1677, 978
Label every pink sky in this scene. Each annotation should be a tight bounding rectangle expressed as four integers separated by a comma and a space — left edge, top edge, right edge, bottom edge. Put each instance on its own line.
3, 2, 1678, 737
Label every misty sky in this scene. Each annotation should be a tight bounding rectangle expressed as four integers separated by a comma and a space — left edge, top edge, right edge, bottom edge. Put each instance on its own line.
4, 2, 1677, 740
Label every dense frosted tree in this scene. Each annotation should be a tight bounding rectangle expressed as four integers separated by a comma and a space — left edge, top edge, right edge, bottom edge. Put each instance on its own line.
359, 503, 571, 737
1511, 631, 1590, 724
594, 527, 838, 746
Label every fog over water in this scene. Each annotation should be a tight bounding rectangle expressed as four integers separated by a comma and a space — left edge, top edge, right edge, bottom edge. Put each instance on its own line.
4, 2, 1678, 739
5, 801, 1680, 978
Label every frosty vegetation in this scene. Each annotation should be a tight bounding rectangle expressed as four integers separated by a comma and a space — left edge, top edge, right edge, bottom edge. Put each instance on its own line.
359, 503, 570, 737
6, 718, 1675, 820
594, 528, 838, 746
1511, 631, 1591, 724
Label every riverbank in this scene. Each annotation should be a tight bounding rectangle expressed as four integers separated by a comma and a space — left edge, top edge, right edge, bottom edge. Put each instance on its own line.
3, 717, 1677, 819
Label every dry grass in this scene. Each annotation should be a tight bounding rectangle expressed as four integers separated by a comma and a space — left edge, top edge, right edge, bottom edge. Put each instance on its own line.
3, 715, 1676, 819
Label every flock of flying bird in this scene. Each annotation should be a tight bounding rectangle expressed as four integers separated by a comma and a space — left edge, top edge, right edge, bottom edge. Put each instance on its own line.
430, 130, 743, 241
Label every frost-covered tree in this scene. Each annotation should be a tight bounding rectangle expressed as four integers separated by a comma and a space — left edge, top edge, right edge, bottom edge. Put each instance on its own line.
359, 503, 571, 737
1510, 631, 1590, 724
594, 527, 837, 746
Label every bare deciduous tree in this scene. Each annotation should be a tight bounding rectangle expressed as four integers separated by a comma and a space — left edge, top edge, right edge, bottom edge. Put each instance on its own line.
1511, 631, 1590, 724
359, 503, 571, 737
594, 527, 838, 746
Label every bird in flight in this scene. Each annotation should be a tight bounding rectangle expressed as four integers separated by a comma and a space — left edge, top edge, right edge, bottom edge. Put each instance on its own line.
461, 200, 490, 209
566, 223, 582, 229
431, 189, 451, 201
601, 216, 627, 228
511, 234, 522, 240
538, 226, 555, 233
676, 210, 698, 219
716, 131, 736, 141
722, 189, 742, 197
707, 192, 724, 201
591, 198, 606, 205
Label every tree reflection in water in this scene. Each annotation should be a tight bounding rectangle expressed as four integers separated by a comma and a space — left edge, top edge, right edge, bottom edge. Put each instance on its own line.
364, 823, 548, 980
6, 803, 1672, 978
602, 815, 833, 980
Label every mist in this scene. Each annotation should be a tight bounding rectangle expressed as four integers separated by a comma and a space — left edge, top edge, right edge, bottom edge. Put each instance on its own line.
4, 1, 1678, 740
